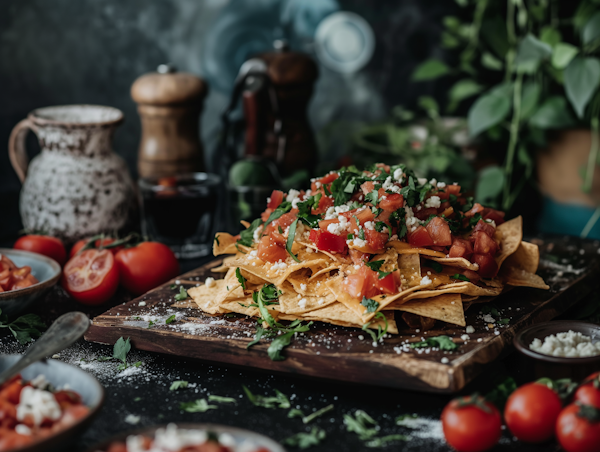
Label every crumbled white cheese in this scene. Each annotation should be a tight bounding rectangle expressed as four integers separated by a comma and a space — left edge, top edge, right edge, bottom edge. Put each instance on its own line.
249, 250, 258, 258
127, 424, 209, 452
429, 178, 437, 187
327, 222, 344, 235
125, 414, 141, 425
420, 276, 432, 286
17, 386, 62, 426
441, 357, 449, 364
351, 238, 368, 248
300, 283, 307, 291
466, 325, 475, 334
393, 168, 404, 181
30, 374, 49, 390
461, 334, 470, 341
364, 221, 375, 230
482, 314, 495, 323
437, 182, 446, 189
253, 225, 264, 243
205, 277, 216, 288
298, 298, 307, 309
485, 219, 497, 228
15, 424, 31, 436
425, 196, 441, 209
271, 261, 288, 271
138, 301, 146, 307
530, 330, 600, 357
417, 177, 428, 186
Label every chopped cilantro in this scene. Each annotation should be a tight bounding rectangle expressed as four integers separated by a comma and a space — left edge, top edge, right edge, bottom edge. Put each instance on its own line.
375, 221, 392, 237
238, 218, 263, 247
286, 219, 301, 263
179, 399, 217, 413
236, 268, 246, 290
390, 208, 407, 239
165, 314, 176, 324
243, 386, 290, 409
343, 410, 379, 440
468, 213, 483, 229
365, 260, 384, 272
362, 312, 388, 342
451, 274, 470, 282
423, 259, 443, 273
360, 297, 379, 313
174, 286, 188, 301
170, 380, 189, 391
364, 190, 379, 206
133, 361, 142, 368
208, 395, 237, 404
347, 233, 354, 240
485, 377, 517, 411
283, 427, 326, 449
481, 305, 500, 317
358, 228, 365, 240
169, 284, 177, 290
410, 335, 459, 351
97, 356, 112, 362
498, 318, 510, 324
278, 225, 284, 234
147, 320, 155, 328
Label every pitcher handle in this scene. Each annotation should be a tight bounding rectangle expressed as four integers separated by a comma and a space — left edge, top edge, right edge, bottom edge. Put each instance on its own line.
9, 119, 36, 183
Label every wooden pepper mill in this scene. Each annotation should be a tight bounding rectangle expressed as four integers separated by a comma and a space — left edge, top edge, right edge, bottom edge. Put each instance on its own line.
131, 64, 207, 178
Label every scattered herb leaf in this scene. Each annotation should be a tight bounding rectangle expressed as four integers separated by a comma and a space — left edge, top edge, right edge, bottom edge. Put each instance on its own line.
303, 404, 334, 424
236, 268, 247, 290
361, 297, 379, 313
451, 274, 470, 282
243, 386, 290, 409
174, 286, 188, 301
208, 395, 237, 404
179, 399, 217, 413
165, 314, 176, 324
283, 427, 326, 449
410, 335, 459, 351
286, 219, 301, 263
170, 380, 189, 391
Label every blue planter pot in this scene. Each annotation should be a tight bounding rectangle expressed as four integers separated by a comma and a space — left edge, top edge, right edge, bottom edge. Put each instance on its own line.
537, 196, 600, 240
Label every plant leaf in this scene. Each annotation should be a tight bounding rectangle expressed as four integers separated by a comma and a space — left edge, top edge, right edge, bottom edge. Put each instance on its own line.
267, 331, 295, 361
412, 59, 450, 81
582, 11, 600, 45
564, 56, 600, 118
552, 43, 579, 70
529, 96, 576, 129
481, 52, 503, 71
475, 166, 504, 204
170, 380, 189, 391
520, 81, 541, 120
447, 79, 483, 112
286, 219, 301, 263
113, 337, 131, 364
514, 34, 552, 73
468, 91, 511, 137
540, 26, 562, 47
179, 399, 217, 413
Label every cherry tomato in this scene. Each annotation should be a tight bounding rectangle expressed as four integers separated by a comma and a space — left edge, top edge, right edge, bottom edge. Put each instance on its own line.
115, 242, 180, 296
13, 235, 66, 266
69, 237, 122, 259
441, 395, 502, 452
504, 382, 562, 443
574, 372, 600, 409
556, 402, 600, 452
61, 249, 120, 305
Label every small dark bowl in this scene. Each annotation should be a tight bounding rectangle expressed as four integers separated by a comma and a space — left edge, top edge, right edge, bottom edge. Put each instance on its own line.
514, 321, 600, 382
0, 355, 104, 452
0, 248, 62, 317
87, 423, 286, 452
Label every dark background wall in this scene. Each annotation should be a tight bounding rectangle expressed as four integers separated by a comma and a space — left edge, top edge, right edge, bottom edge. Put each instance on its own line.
0, 0, 457, 242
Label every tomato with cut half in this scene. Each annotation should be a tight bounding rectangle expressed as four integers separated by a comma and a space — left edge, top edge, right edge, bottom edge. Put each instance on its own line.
471, 253, 498, 278
257, 233, 288, 263
13, 234, 67, 266
340, 209, 375, 234
449, 238, 473, 259
426, 217, 452, 246
62, 249, 120, 305
473, 220, 495, 238
309, 229, 347, 254
379, 194, 404, 212
115, 242, 180, 295
365, 228, 388, 250
408, 226, 434, 247
69, 237, 122, 259
267, 190, 284, 210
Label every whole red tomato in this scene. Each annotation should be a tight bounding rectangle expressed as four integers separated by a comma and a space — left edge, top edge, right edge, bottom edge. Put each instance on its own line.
504, 382, 562, 443
69, 237, 122, 259
441, 395, 502, 452
115, 242, 179, 296
61, 249, 120, 305
14, 235, 66, 266
556, 402, 600, 452
575, 372, 600, 409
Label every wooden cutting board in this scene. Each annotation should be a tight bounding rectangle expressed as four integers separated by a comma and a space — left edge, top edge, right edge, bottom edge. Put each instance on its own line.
85, 236, 600, 393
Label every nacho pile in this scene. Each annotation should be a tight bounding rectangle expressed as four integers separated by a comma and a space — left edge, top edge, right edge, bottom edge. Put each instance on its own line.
189, 164, 548, 334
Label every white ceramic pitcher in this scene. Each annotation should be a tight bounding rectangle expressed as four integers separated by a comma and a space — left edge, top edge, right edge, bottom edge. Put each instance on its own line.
9, 105, 137, 244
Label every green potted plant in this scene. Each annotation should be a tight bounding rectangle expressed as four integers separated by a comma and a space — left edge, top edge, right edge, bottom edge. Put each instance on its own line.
411, 0, 600, 238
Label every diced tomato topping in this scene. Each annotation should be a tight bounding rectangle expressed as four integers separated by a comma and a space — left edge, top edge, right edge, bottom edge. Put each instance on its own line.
379, 194, 404, 212
53, 390, 83, 410
318, 218, 340, 231
482, 208, 506, 225
0, 377, 23, 405
365, 228, 388, 250
267, 190, 284, 210
471, 253, 498, 278
345, 272, 366, 299
340, 208, 375, 234
257, 234, 288, 263
309, 229, 348, 254
361, 181, 375, 195
465, 202, 484, 217
473, 231, 499, 255
265, 211, 297, 235
349, 249, 369, 265
377, 272, 397, 294
408, 226, 434, 247
414, 207, 438, 221
310, 172, 339, 192
375, 163, 391, 172
473, 219, 495, 237
462, 269, 481, 284
344, 264, 396, 299
449, 238, 473, 259
312, 195, 334, 215
446, 184, 461, 196
426, 217, 452, 246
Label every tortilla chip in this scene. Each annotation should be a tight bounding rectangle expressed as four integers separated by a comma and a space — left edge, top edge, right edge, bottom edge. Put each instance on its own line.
428, 257, 479, 271
189, 281, 228, 315
278, 281, 338, 314
495, 216, 523, 267
499, 266, 550, 289
503, 241, 540, 274
226, 255, 329, 287
213, 233, 244, 256
387, 240, 446, 258
398, 254, 422, 288
395, 293, 466, 326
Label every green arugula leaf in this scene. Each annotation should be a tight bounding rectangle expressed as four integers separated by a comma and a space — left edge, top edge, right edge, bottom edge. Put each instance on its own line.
243, 386, 291, 409
302, 404, 334, 424
395, 413, 419, 426
208, 395, 237, 404
410, 335, 459, 351
343, 410, 379, 440
133, 361, 142, 368
481, 305, 500, 317
361, 297, 380, 313
498, 318, 510, 324
283, 427, 326, 449
170, 380, 189, 391
423, 259, 443, 273
113, 337, 131, 365
268, 331, 295, 361
264, 202, 292, 230
238, 218, 264, 247
278, 225, 284, 234
179, 399, 217, 413
174, 286, 188, 301
288, 408, 305, 418
254, 284, 280, 329
364, 434, 408, 447
451, 274, 470, 282
247, 323, 265, 349
236, 268, 247, 290
286, 219, 301, 263
165, 314, 176, 324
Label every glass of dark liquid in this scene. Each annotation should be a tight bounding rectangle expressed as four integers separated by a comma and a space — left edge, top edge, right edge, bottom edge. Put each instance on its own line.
139, 173, 221, 259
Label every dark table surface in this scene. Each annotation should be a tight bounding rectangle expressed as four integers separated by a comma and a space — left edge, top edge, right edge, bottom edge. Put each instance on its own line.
1, 240, 598, 452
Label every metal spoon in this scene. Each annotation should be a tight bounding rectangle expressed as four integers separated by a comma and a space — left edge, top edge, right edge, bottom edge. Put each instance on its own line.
0, 311, 90, 385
